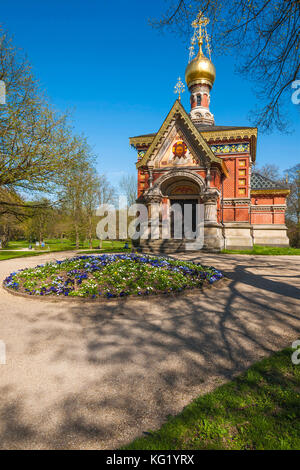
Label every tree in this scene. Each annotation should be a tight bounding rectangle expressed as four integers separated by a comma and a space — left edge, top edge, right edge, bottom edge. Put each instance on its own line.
0, 205, 24, 248
95, 174, 117, 248
23, 198, 54, 244
0, 29, 83, 217
60, 139, 94, 249
60, 136, 116, 249
97, 174, 116, 206
51, 210, 72, 241
255, 164, 282, 182
151, 0, 300, 132
119, 174, 137, 206
285, 164, 300, 247
254, 163, 300, 246
82, 170, 102, 249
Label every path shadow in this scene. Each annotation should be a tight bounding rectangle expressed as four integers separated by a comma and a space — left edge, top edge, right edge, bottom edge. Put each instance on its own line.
1, 254, 299, 449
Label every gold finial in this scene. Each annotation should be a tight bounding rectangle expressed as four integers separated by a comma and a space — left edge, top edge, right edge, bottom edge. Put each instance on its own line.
174, 77, 185, 101
189, 11, 212, 62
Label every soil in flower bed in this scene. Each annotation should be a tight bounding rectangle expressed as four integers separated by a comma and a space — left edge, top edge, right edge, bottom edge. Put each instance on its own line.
3, 254, 224, 299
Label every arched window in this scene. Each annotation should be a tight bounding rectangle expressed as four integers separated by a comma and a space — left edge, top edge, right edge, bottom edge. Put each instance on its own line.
197, 94, 202, 106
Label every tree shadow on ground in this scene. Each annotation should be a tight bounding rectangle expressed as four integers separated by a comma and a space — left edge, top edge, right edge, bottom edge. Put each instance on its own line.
1, 254, 299, 449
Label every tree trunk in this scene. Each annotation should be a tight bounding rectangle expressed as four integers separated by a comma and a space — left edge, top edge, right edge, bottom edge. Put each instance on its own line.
1, 225, 10, 248
75, 222, 80, 249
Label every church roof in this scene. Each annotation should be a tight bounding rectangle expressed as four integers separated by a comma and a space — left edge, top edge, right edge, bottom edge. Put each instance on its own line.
130, 126, 256, 144
130, 125, 257, 141
130, 121, 257, 161
132, 133, 156, 139
251, 172, 290, 194
133, 100, 229, 176
195, 125, 254, 132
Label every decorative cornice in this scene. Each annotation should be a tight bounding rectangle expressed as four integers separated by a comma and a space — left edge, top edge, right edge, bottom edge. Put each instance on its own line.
251, 205, 286, 212
203, 129, 257, 162
223, 198, 250, 206
130, 129, 257, 147
251, 204, 286, 208
223, 198, 251, 201
251, 189, 290, 195
131, 128, 258, 163
130, 135, 155, 147
202, 128, 257, 140
153, 165, 207, 172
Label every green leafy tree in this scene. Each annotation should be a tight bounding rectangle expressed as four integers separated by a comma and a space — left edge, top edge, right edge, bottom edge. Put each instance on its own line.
82, 170, 102, 249
23, 198, 54, 244
60, 140, 93, 249
0, 29, 84, 217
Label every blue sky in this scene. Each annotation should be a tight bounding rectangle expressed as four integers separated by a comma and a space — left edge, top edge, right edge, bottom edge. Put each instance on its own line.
1, 0, 299, 187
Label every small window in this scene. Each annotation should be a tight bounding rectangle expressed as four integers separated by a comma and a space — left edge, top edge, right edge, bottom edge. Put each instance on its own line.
197, 94, 202, 106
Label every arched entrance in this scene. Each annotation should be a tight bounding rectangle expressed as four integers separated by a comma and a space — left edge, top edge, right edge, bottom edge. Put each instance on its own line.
153, 170, 205, 239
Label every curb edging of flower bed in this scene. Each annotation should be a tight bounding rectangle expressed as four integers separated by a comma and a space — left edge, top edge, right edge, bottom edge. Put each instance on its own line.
2, 277, 230, 303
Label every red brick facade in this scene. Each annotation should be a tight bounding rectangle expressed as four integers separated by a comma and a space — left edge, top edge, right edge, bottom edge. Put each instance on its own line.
129, 100, 289, 249
135, 141, 288, 227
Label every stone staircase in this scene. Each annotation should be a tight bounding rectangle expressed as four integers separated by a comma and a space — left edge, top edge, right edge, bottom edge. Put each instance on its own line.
133, 238, 200, 254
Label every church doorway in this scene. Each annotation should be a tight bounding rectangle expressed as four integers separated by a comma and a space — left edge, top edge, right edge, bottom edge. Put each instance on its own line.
170, 198, 198, 239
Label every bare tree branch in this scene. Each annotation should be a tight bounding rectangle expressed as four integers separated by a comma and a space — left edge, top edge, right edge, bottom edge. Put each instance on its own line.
151, 0, 300, 132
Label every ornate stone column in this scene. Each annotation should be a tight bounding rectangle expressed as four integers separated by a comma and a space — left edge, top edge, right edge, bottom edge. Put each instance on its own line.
148, 164, 154, 188
142, 190, 162, 240
149, 194, 162, 240
202, 189, 224, 251
203, 189, 219, 223
206, 163, 211, 189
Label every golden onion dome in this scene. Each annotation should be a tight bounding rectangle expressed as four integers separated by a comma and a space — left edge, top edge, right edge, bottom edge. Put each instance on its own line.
185, 46, 216, 88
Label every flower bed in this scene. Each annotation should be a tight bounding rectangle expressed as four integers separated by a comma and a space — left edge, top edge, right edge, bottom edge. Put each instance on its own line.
3, 254, 224, 299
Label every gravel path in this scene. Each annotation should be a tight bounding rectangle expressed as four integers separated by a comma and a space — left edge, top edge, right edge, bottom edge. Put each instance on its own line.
0, 251, 299, 449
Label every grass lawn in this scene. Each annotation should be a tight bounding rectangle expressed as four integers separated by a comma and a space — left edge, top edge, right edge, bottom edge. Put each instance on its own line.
79, 240, 131, 253
6, 239, 130, 251
123, 347, 300, 450
222, 245, 300, 255
0, 239, 131, 261
44, 239, 129, 251
0, 251, 43, 261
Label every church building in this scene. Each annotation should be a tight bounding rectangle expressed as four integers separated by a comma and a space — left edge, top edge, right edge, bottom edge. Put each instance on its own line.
129, 13, 289, 252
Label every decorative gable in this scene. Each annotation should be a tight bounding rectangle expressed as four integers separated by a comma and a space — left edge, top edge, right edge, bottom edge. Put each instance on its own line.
135, 100, 228, 176
153, 122, 203, 169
